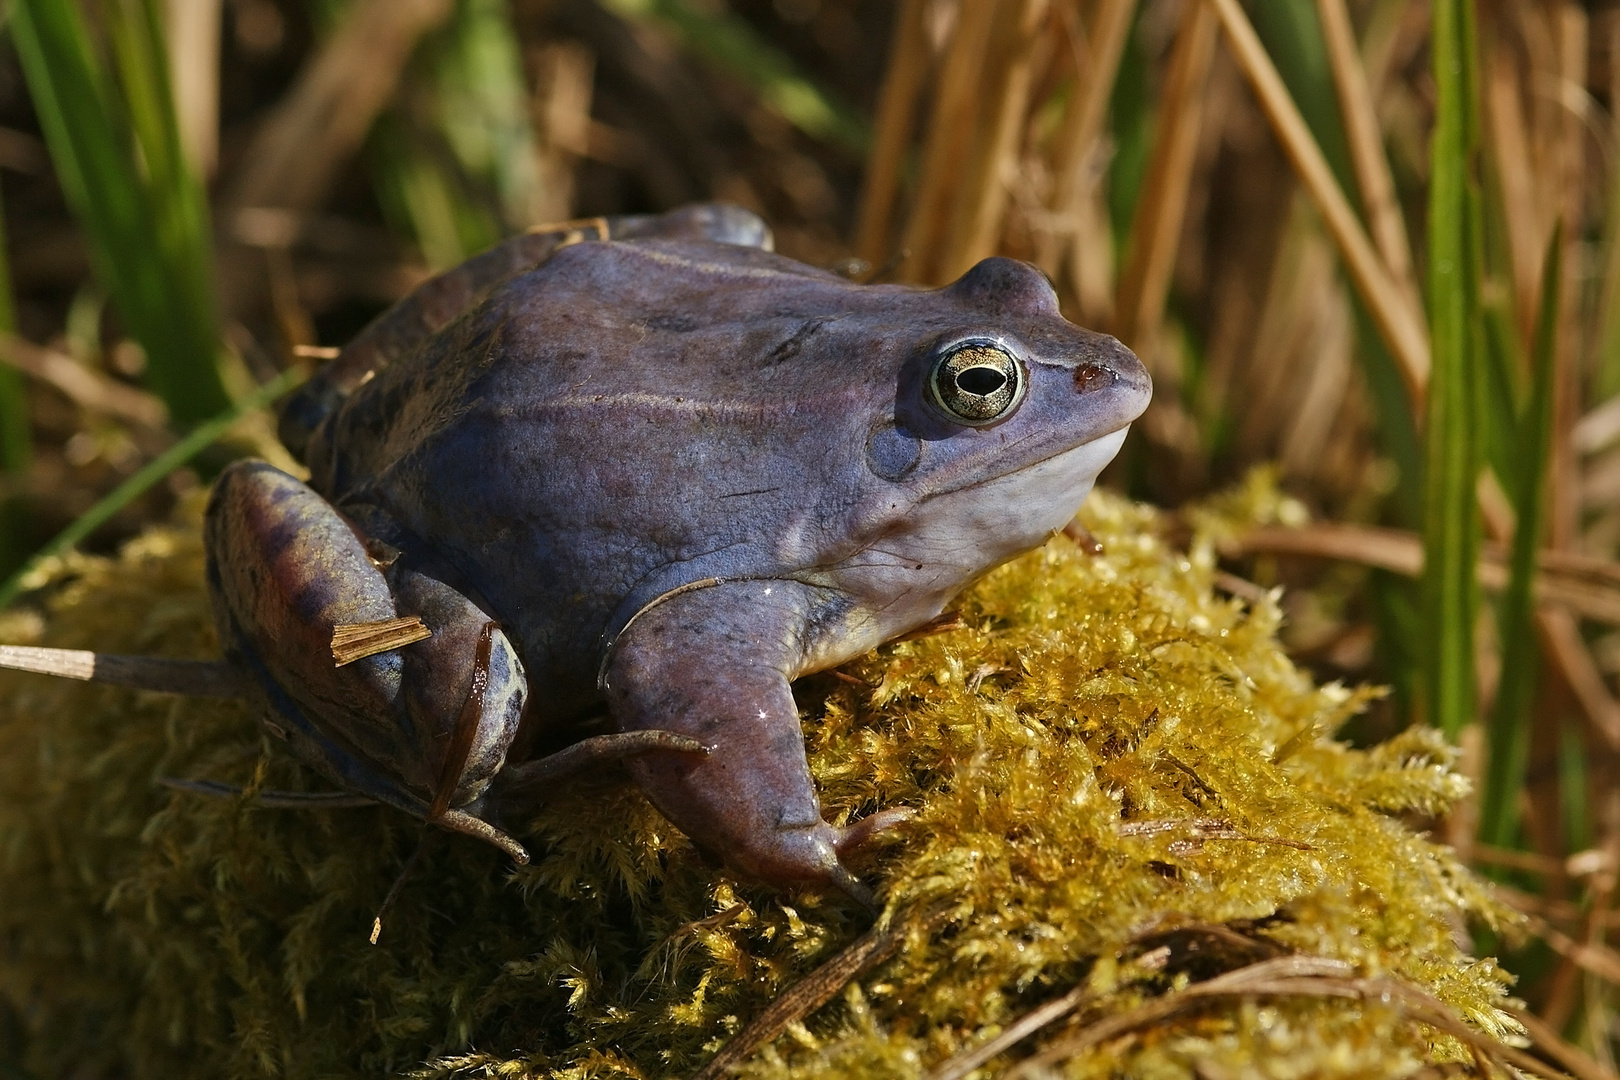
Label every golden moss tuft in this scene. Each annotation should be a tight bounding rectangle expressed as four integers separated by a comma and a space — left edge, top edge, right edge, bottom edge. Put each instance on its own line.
0, 490, 1518, 1078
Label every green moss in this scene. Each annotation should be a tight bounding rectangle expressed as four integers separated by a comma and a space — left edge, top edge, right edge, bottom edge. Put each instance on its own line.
0, 488, 1518, 1078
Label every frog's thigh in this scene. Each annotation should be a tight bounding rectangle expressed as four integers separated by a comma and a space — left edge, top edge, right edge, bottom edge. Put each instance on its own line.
602, 582, 861, 893
206, 461, 404, 719
207, 462, 526, 811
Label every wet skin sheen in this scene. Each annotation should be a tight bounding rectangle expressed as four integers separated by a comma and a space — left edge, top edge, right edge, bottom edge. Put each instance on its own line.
205, 204, 1152, 900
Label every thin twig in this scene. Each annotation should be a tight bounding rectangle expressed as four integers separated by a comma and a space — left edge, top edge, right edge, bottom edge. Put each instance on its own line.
1112, 0, 1217, 355
0, 334, 167, 428
1315, 0, 1421, 319
1223, 522, 1620, 631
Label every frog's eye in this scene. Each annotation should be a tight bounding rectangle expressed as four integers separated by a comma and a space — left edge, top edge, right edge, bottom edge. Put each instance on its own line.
927, 343, 1026, 426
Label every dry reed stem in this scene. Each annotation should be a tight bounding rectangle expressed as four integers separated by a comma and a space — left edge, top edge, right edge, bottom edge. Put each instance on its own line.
1112, 0, 1217, 356
0, 335, 168, 429
1485, 33, 1544, 347
225, 0, 453, 214
1537, 607, 1620, 751
939, 0, 1051, 281
163, 0, 221, 177
854, 0, 931, 267
1315, 0, 1420, 320
1512, 1007, 1619, 1080
1549, 4, 1589, 554
899, 0, 999, 283
1037, 0, 1135, 280
531, 42, 597, 226
1207, 0, 1431, 412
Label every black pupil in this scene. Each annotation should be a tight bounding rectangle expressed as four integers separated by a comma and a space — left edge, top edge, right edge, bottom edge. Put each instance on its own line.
955, 366, 1007, 396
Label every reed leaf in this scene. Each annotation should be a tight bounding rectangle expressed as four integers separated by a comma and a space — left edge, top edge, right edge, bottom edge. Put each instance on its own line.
599, 0, 863, 151
1479, 223, 1560, 848
10, 0, 228, 426
1420, 0, 1481, 738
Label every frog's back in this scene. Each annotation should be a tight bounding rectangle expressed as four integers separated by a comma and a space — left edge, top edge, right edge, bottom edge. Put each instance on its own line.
306, 237, 903, 716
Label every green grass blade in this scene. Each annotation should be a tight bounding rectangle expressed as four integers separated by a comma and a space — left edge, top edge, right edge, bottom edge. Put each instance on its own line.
1420, 0, 1481, 738
599, 0, 864, 151
10, 0, 228, 426
1478, 222, 1560, 847
0, 368, 303, 612
434, 0, 543, 229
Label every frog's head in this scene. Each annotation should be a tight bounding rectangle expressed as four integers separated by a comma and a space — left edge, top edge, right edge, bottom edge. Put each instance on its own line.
817, 257, 1150, 652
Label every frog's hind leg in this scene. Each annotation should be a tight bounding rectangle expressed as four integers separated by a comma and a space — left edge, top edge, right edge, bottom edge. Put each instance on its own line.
206, 461, 531, 858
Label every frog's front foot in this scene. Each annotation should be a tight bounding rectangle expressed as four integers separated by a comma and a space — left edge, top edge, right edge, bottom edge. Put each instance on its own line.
603, 582, 910, 906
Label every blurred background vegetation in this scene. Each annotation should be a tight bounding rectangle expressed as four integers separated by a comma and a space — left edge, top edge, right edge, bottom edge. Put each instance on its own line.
6, 0, 1620, 1068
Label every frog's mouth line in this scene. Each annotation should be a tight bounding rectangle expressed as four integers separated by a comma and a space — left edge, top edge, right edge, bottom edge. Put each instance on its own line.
919, 421, 1136, 503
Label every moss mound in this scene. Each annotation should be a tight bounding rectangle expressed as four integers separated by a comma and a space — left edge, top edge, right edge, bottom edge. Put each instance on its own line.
0, 488, 1519, 1078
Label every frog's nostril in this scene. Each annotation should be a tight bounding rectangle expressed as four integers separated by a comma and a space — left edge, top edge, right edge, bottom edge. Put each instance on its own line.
1074, 364, 1113, 393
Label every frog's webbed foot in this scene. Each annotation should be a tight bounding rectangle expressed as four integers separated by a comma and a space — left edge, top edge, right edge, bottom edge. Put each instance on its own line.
603, 581, 909, 906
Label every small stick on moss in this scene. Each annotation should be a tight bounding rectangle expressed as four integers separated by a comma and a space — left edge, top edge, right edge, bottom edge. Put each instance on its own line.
925, 983, 1090, 1080
370, 831, 430, 945
689, 918, 913, 1080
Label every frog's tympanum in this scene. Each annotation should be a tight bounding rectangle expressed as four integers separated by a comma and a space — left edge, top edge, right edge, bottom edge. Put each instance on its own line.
95, 205, 1154, 903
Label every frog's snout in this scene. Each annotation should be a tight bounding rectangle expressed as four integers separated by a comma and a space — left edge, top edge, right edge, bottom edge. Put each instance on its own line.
1075, 336, 1152, 421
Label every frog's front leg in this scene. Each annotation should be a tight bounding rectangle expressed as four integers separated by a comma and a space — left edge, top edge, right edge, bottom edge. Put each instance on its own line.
603, 582, 906, 904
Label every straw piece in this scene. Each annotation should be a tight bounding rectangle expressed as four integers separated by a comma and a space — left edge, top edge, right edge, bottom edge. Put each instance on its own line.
163, 0, 221, 177
1226, 522, 1620, 628
854, 0, 931, 268
331, 616, 432, 667
1208, 0, 1431, 411
1485, 36, 1543, 344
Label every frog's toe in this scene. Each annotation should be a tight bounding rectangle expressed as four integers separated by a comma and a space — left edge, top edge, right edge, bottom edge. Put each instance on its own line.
750, 822, 877, 910
834, 807, 916, 857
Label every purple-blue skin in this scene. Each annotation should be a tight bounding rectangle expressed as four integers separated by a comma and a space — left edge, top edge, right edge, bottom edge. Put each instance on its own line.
206, 204, 1151, 904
